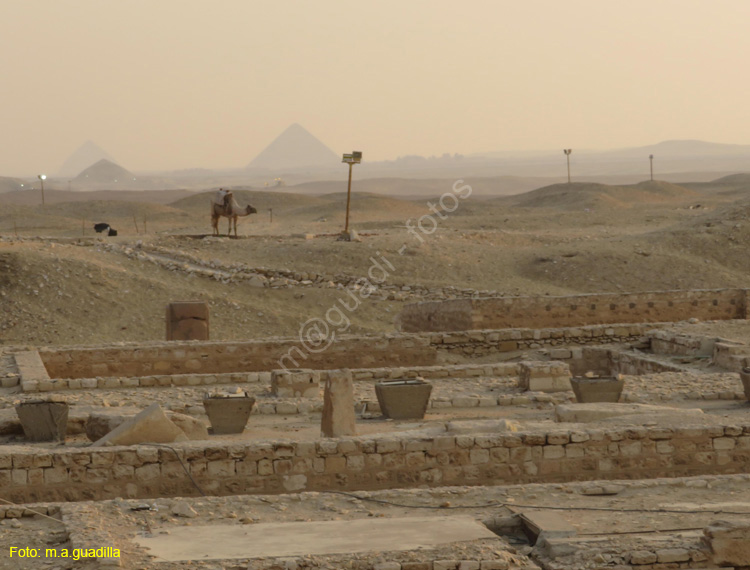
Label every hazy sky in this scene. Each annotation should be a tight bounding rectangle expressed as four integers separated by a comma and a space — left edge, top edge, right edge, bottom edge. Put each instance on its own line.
4, 1, 750, 175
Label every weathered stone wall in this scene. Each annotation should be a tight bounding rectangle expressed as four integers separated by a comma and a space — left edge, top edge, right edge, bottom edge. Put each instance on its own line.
549, 346, 691, 377
649, 330, 719, 358
22, 363, 525, 393
2, 423, 749, 504
424, 323, 656, 357
30, 324, 654, 382
713, 341, 750, 372
399, 289, 748, 332
38, 335, 437, 380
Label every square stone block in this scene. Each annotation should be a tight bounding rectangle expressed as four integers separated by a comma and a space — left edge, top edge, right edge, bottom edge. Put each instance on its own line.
271, 369, 321, 398
166, 302, 209, 340
518, 361, 572, 393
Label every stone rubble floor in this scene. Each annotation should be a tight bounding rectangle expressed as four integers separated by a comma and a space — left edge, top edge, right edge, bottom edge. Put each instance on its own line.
3, 473, 750, 569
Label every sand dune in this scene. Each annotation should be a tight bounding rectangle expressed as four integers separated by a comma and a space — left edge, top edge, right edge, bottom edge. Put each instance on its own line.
504, 180, 699, 210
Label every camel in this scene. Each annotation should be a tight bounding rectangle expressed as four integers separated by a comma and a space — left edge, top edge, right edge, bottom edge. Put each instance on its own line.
211, 189, 258, 237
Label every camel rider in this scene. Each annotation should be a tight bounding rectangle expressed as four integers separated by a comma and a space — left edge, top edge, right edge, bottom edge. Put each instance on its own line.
215, 188, 232, 206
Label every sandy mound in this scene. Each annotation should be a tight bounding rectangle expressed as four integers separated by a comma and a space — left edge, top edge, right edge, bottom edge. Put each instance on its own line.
684, 173, 750, 198
507, 181, 698, 210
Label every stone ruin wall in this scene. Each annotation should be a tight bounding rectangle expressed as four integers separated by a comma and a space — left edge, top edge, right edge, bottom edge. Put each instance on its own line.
2, 423, 749, 504
38, 335, 437, 380
30, 324, 656, 384
398, 288, 748, 332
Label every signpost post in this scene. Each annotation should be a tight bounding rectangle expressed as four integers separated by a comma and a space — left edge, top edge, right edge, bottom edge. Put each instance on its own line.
341, 151, 362, 239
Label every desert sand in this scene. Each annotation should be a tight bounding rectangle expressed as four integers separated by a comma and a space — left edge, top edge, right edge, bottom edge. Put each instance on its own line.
1, 175, 749, 347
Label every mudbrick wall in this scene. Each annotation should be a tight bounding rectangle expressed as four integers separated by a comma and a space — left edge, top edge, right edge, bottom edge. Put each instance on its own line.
38, 335, 437, 380
398, 289, 748, 332
2, 423, 750, 504
32, 324, 655, 381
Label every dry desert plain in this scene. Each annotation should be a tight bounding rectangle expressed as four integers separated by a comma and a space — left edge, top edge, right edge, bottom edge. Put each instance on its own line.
3, 175, 750, 569
2, 176, 750, 346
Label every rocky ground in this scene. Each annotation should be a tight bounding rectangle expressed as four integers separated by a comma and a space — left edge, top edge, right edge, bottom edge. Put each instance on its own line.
4, 473, 750, 569
2, 178, 750, 348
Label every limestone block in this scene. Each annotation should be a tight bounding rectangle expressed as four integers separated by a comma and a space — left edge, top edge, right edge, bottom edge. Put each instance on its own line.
166, 301, 209, 341
92, 403, 188, 447
172, 500, 198, 518
321, 369, 356, 437
271, 369, 321, 398
655, 548, 690, 563
13, 351, 52, 385
445, 419, 519, 434
168, 413, 209, 440
86, 412, 132, 442
629, 551, 657, 565
555, 403, 704, 423
518, 361, 571, 393
704, 520, 750, 566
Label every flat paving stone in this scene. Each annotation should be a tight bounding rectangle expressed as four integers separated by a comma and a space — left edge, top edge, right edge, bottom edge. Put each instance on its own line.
135, 515, 498, 561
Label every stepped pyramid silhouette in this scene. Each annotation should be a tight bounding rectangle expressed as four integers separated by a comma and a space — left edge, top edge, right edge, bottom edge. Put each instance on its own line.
248, 123, 338, 169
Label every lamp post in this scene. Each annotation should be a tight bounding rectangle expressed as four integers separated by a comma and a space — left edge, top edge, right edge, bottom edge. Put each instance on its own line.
342, 151, 362, 236
38, 174, 46, 205
563, 149, 572, 184
649, 154, 654, 181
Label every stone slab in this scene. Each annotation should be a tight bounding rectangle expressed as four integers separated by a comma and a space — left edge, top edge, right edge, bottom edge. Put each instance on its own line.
14, 350, 52, 386
166, 301, 209, 341
518, 510, 576, 545
526, 377, 571, 393
134, 516, 497, 562
445, 419, 520, 434
92, 403, 188, 446
555, 403, 704, 423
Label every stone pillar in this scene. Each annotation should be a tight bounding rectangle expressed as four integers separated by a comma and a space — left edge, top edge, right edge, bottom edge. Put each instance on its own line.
321, 369, 356, 437
166, 301, 209, 341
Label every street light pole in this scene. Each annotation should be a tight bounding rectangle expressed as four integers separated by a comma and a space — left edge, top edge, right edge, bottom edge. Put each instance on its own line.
341, 151, 362, 238
563, 149, 572, 184
649, 154, 654, 181
38, 174, 46, 206
344, 161, 354, 233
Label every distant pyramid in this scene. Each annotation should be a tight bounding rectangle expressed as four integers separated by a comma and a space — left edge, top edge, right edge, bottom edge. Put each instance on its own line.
248, 123, 339, 170
74, 159, 135, 184
58, 141, 118, 177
